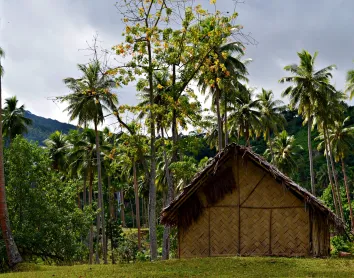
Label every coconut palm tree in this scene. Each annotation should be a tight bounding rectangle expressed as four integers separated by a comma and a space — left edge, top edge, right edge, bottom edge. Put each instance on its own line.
220, 56, 251, 146
68, 128, 110, 263
62, 61, 118, 264
328, 117, 354, 231
44, 131, 69, 171
279, 50, 336, 195
198, 42, 247, 151
67, 128, 97, 264
264, 130, 302, 176
0, 47, 23, 266
257, 89, 285, 160
229, 87, 262, 146
345, 63, 354, 99
2, 96, 32, 144
315, 89, 346, 219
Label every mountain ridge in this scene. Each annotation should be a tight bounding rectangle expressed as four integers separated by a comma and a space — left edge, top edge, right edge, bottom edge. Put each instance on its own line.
24, 111, 77, 144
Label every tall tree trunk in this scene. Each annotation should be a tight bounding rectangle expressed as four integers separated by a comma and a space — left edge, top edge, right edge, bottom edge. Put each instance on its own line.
161, 128, 174, 260
308, 116, 315, 195
0, 63, 23, 267
326, 129, 344, 220
110, 222, 116, 264
120, 189, 126, 227
224, 99, 228, 146
107, 176, 113, 263
147, 39, 157, 260
95, 209, 101, 264
268, 129, 274, 161
341, 158, 354, 231
83, 173, 87, 208
215, 86, 223, 152
88, 171, 94, 264
94, 123, 107, 264
108, 176, 114, 222
324, 132, 340, 217
130, 200, 135, 228
171, 64, 179, 161
133, 160, 141, 250
245, 126, 250, 147
141, 198, 144, 227
77, 184, 81, 210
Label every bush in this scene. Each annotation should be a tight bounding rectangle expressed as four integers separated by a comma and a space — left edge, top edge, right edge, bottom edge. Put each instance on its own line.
3, 137, 93, 265
155, 225, 178, 258
115, 239, 138, 263
331, 236, 354, 255
136, 250, 150, 262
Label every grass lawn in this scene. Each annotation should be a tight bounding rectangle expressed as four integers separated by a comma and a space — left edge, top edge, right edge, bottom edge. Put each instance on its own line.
3, 257, 354, 278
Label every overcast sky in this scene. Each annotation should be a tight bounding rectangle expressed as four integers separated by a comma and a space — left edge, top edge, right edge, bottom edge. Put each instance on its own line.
1, 0, 354, 126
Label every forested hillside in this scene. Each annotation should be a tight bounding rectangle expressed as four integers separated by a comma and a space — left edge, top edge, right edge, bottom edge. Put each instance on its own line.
24, 111, 76, 144
23, 106, 354, 196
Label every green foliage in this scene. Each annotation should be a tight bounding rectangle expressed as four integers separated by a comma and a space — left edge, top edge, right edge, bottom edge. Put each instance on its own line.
4, 137, 93, 263
115, 239, 138, 263
24, 111, 76, 145
107, 220, 125, 250
331, 236, 354, 255
264, 130, 303, 176
346, 63, 354, 99
136, 250, 150, 262
2, 96, 32, 142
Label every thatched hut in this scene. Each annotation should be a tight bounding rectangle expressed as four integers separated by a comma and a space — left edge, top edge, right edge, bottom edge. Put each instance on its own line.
161, 144, 345, 258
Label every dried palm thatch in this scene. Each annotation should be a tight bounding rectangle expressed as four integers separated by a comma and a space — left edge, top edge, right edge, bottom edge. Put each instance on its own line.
161, 144, 345, 234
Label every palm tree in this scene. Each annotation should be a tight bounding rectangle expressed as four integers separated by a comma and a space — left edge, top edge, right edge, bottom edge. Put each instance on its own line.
315, 89, 346, 219
220, 56, 251, 146
257, 89, 285, 159
279, 50, 336, 195
264, 130, 302, 176
229, 87, 262, 146
345, 62, 354, 99
198, 42, 247, 151
328, 117, 354, 231
68, 128, 97, 264
62, 61, 118, 264
2, 96, 32, 144
44, 131, 69, 171
0, 47, 23, 266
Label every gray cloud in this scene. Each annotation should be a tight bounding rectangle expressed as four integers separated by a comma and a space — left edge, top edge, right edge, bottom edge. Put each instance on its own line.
0, 0, 353, 125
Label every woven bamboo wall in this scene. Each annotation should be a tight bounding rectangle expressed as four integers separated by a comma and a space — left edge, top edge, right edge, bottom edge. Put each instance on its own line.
240, 209, 270, 255
179, 209, 209, 258
271, 208, 309, 256
179, 155, 329, 258
310, 208, 330, 256
210, 207, 238, 256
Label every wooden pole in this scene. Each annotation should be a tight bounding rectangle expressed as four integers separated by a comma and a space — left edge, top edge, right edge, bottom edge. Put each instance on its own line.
269, 209, 272, 255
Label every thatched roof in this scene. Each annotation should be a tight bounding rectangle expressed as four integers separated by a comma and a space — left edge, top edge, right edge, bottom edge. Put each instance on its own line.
161, 143, 345, 233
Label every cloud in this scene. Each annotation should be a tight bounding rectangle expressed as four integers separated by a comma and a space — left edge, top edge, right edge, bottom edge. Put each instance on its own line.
0, 0, 353, 126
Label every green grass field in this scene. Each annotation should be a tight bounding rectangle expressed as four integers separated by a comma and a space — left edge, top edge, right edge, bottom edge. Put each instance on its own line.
4, 257, 354, 278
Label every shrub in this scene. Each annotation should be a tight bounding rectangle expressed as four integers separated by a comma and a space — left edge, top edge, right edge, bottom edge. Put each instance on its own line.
331, 235, 354, 255
115, 239, 138, 263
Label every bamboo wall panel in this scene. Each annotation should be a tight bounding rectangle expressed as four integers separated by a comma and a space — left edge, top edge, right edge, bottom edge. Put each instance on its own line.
239, 160, 266, 204
311, 210, 330, 256
242, 175, 303, 208
216, 188, 238, 206
240, 208, 270, 255
271, 208, 309, 256
210, 207, 238, 256
180, 209, 209, 258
